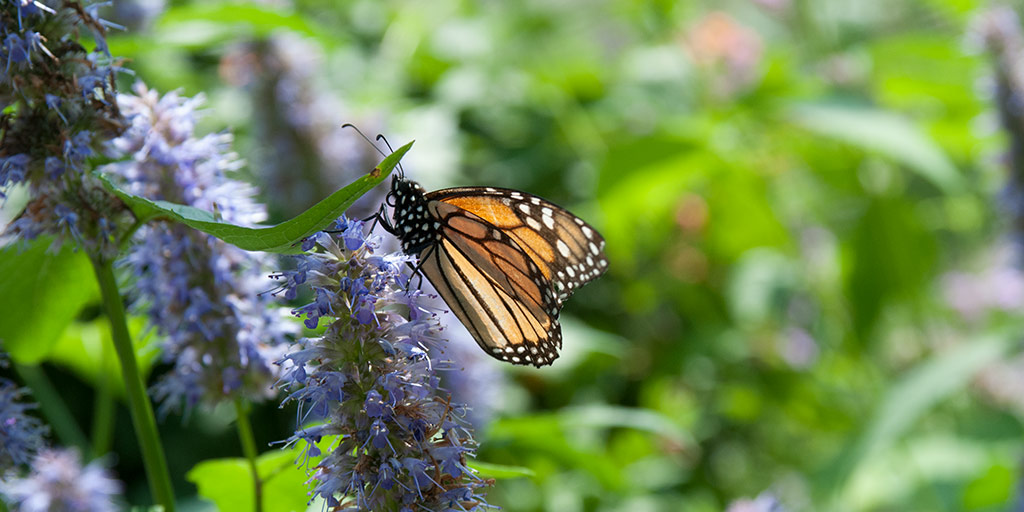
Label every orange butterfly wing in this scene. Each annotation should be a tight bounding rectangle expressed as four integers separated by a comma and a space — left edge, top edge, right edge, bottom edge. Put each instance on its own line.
419, 201, 561, 366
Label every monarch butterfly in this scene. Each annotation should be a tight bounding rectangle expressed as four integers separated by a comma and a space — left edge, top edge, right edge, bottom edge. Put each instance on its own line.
372, 162, 608, 367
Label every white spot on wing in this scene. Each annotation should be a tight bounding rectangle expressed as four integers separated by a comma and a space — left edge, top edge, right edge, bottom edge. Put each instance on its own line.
557, 240, 571, 258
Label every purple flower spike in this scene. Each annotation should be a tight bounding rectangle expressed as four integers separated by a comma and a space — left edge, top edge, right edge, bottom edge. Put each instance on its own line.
0, 379, 48, 471
0, 449, 123, 511
277, 217, 490, 510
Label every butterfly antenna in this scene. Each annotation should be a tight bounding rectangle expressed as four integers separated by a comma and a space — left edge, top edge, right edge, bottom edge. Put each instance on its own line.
341, 123, 387, 158
376, 133, 405, 178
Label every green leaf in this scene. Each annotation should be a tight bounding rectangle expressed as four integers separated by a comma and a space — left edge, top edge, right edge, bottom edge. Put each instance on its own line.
106, 3, 332, 55
846, 198, 937, 339
559, 405, 693, 447
468, 460, 536, 479
188, 446, 313, 512
485, 406, 690, 491
822, 335, 1012, 505
99, 141, 412, 254
47, 316, 159, 394
0, 238, 98, 363
789, 103, 963, 192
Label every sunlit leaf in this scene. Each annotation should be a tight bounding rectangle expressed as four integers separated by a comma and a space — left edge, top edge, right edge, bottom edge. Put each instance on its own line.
47, 316, 159, 394
0, 238, 98, 363
106, 3, 332, 55
468, 460, 536, 479
188, 445, 315, 512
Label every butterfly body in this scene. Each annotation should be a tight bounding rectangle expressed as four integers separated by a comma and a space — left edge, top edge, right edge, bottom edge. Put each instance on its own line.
382, 175, 607, 367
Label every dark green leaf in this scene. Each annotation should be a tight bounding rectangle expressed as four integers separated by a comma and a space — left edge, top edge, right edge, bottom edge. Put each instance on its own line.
99, 141, 412, 254
846, 198, 937, 339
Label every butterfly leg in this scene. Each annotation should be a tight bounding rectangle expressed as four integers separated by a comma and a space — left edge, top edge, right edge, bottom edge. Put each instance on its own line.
363, 204, 398, 236
403, 262, 424, 290
402, 245, 433, 291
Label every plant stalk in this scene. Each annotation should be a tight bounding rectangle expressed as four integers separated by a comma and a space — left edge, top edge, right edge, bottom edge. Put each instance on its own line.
91, 257, 175, 511
13, 363, 90, 458
234, 398, 263, 512
90, 340, 115, 457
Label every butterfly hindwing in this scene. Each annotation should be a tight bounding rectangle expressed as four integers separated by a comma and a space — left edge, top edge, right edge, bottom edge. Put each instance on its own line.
427, 187, 608, 304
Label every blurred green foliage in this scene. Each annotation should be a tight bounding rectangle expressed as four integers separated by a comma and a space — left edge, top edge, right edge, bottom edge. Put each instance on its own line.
9, 0, 1024, 510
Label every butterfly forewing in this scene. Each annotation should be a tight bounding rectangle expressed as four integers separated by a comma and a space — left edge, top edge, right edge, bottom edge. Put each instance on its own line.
430, 201, 554, 314
427, 187, 608, 304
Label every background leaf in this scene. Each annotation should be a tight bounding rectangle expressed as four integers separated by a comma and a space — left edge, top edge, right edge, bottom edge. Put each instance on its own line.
822, 334, 1014, 505
789, 103, 963, 192
0, 238, 98, 363
187, 446, 314, 512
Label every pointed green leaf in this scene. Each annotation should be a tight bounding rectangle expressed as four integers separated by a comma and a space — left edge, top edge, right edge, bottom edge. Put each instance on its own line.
99, 141, 412, 254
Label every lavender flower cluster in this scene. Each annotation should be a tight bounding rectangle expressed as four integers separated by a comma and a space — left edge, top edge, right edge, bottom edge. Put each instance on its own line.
0, 378, 48, 470
974, 8, 1024, 259
275, 217, 491, 510
0, 378, 122, 510
1, 448, 122, 511
101, 83, 295, 414
0, 0, 131, 257
726, 492, 787, 512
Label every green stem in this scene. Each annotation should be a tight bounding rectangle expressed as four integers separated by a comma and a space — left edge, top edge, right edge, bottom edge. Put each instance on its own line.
13, 363, 90, 458
90, 341, 115, 457
117, 216, 148, 252
234, 398, 263, 512
90, 257, 175, 511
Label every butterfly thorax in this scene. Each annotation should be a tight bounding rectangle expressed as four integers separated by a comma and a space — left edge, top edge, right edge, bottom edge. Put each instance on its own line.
389, 177, 439, 255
